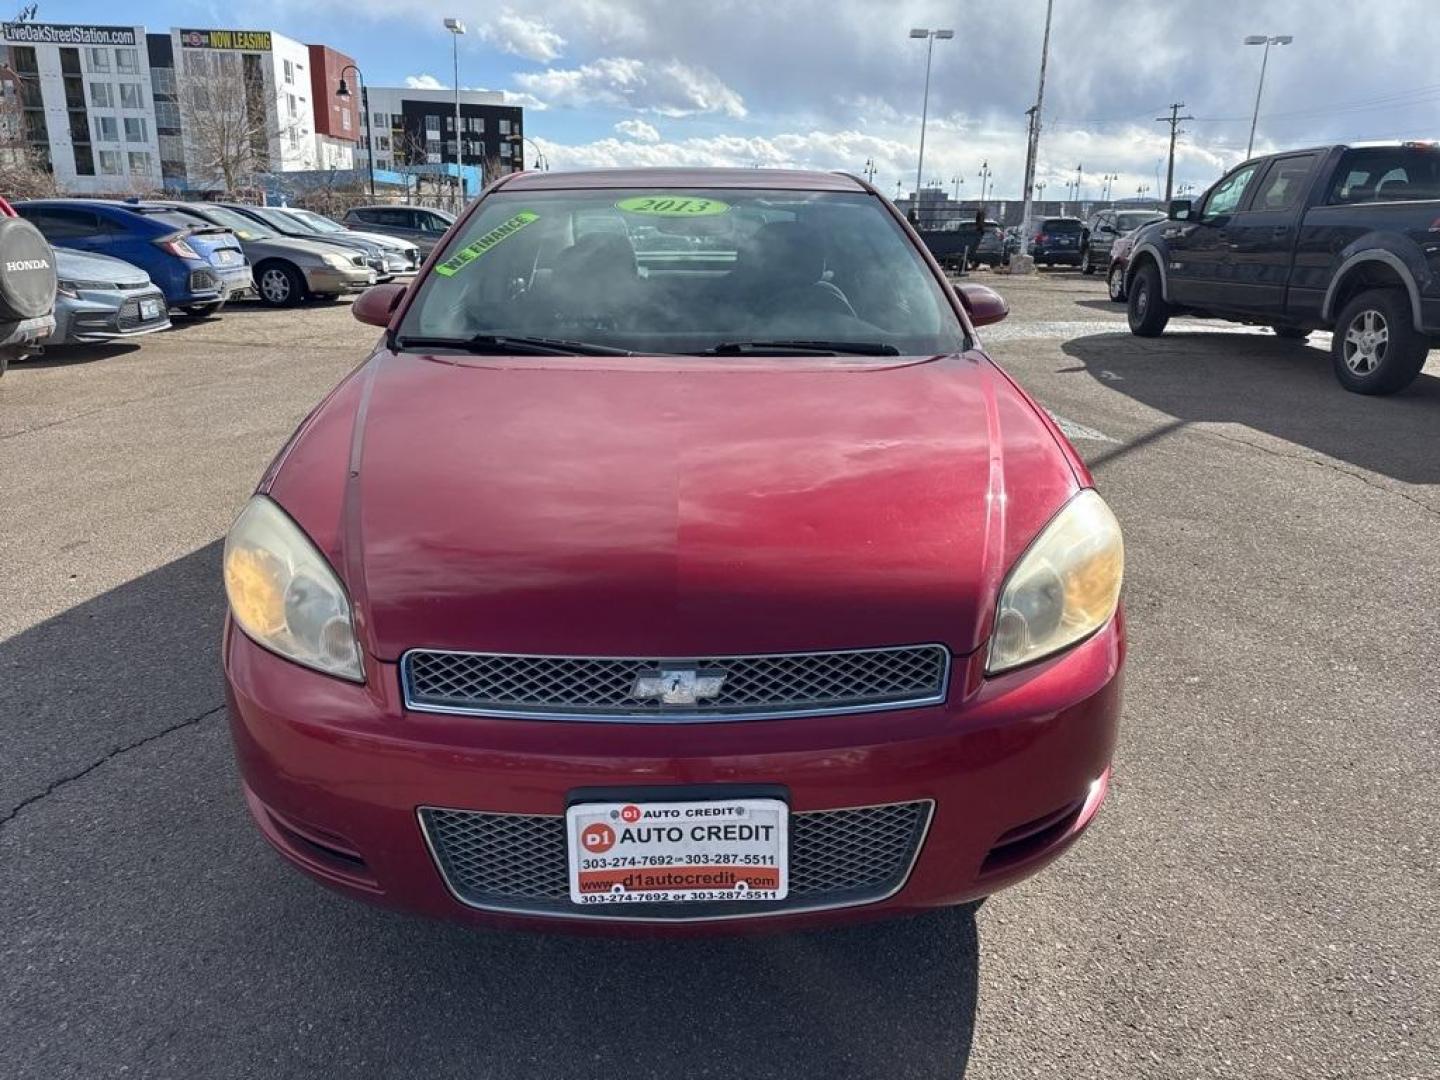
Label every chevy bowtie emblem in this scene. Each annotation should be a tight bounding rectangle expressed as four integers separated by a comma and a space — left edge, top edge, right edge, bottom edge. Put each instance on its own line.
631, 667, 727, 706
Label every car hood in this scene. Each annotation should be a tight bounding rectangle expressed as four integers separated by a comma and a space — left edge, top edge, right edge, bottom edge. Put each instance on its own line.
240, 235, 353, 262
266, 351, 1082, 662
54, 246, 150, 286
344, 230, 414, 253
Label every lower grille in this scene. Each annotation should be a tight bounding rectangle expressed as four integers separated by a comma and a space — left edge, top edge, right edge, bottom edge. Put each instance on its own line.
115, 294, 167, 332
420, 800, 932, 920
402, 645, 950, 721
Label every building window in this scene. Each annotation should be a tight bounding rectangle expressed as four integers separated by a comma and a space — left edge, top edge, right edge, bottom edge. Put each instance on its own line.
286, 93, 297, 118
376, 134, 390, 151
128, 150, 151, 175
341, 107, 351, 131
499, 118, 510, 135
468, 116, 484, 133
120, 83, 144, 110
155, 101, 181, 129
86, 47, 110, 72
425, 114, 440, 133
283, 59, 294, 84
116, 48, 139, 74
124, 117, 147, 143
96, 116, 119, 142
73, 144, 96, 176
99, 149, 121, 175
150, 66, 175, 95
158, 135, 184, 162
500, 142, 512, 158
90, 82, 114, 108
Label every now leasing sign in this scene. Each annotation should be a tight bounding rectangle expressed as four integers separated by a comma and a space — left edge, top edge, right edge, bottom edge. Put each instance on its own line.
177, 28, 273, 51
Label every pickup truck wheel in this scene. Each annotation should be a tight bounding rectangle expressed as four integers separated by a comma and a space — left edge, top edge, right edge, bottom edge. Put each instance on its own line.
1127, 261, 1169, 336
1107, 264, 1126, 302
1332, 289, 1429, 395
1271, 326, 1309, 340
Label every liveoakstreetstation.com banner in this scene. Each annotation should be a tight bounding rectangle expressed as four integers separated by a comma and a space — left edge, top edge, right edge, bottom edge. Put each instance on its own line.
1, 22, 137, 45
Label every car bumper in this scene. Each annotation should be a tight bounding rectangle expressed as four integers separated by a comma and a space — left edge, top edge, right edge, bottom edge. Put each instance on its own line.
225, 611, 1124, 934
303, 266, 376, 294
0, 313, 56, 350
51, 291, 171, 344
1029, 248, 1082, 263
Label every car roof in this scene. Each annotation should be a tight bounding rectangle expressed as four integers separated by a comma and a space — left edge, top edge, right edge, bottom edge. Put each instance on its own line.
499, 167, 868, 192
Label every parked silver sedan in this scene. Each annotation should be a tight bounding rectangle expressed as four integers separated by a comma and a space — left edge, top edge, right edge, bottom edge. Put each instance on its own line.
49, 247, 170, 344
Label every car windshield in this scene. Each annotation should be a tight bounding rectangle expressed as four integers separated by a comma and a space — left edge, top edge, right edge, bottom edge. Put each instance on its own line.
1117, 212, 1163, 232
290, 209, 345, 233
396, 188, 968, 356
188, 205, 272, 240
236, 206, 301, 234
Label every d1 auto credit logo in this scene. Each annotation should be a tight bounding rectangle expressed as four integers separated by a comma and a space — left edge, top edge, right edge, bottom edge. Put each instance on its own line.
581, 822, 616, 854
620, 804, 641, 823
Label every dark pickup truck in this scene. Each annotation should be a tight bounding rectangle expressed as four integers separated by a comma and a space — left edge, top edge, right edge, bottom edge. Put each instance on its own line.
1124, 141, 1440, 394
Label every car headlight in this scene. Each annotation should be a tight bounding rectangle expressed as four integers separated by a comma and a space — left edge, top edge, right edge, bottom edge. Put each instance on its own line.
987, 489, 1124, 674
321, 251, 354, 270
223, 495, 364, 682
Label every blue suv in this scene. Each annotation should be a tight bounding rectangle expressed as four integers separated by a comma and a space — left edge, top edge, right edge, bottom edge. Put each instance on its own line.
15, 200, 252, 315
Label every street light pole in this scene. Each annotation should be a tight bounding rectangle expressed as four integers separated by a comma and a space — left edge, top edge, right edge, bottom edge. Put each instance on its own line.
909, 27, 953, 220
335, 64, 374, 198
1015, 0, 1054, 275
977, 160, 991, 208
444, 18, 466, 197
1244, 34, 1292, 158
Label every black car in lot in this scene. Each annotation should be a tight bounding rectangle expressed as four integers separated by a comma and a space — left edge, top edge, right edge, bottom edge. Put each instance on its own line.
1125, 141, 1440, 394
1080, 208, 1165, 275
1029, 217, 1085, 266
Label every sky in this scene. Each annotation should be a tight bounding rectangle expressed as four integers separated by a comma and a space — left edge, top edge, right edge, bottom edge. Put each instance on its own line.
31, 0, 1440, 199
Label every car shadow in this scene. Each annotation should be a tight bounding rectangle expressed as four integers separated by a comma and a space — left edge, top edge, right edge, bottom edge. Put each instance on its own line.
1073, 298, 1125, 313
1062, 330, 1440, 484
21, 342, 143, 368
2, 541, 981, 1079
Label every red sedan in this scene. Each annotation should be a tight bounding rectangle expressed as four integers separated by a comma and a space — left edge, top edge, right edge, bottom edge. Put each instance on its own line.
222, 168, 1125, 932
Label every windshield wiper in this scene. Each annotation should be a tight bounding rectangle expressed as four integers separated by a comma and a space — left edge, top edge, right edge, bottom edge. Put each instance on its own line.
700, 340, 901, 356
395, 334, 634, 357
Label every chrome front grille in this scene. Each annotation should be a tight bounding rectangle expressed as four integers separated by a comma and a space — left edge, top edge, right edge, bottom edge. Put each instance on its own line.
420, 800, 932, 920
401, 645, 949, 721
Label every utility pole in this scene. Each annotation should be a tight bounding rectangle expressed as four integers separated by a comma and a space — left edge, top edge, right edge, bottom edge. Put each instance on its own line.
1074, 163, 1083, 203
1155, 102, 1193, 202
1014, 0, 1054, 275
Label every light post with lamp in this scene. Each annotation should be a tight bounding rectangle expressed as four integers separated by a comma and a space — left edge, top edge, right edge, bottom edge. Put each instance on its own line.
443, 18, 466, 198
1244, 34, 1292, 158
335, 64, 375, 198
908, 28, 953, 222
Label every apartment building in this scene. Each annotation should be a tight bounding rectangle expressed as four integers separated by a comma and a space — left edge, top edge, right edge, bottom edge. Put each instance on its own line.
0, 21, 163, 193
358, 85, 525, 177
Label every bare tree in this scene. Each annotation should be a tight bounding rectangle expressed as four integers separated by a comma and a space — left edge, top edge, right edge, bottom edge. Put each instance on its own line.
0, 63, 57, 198
176, 50, 297, 194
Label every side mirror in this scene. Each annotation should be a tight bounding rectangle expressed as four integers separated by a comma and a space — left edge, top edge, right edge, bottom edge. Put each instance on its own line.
1168, 199, 1194, 221
957, 282, 1009, 327
352, 282, 406, 327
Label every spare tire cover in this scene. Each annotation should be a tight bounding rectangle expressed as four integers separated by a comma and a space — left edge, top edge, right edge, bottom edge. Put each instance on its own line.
0, 217, 57, 320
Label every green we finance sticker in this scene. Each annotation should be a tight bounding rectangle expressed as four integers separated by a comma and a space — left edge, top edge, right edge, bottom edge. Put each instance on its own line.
433, 211, 540, 277
615, 195, 729, 216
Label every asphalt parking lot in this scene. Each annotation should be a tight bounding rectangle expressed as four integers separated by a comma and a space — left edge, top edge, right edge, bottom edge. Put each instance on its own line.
3, 277, 1437, 1079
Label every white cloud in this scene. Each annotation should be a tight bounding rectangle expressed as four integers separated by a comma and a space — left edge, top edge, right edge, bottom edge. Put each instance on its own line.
481, 9, 567, 63
505, 91, 550, 111
404, 73, 445, 90
515, 57, 745, 118
614, 119, 660, 142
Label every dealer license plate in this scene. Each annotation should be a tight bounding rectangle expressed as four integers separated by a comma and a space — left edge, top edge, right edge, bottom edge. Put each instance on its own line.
567, 798, 788, 905
140, 298, 161, 320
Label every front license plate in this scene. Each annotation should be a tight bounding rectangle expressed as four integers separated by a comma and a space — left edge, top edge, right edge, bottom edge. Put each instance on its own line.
140, 298, 161, 319
567, 798, 788, 905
